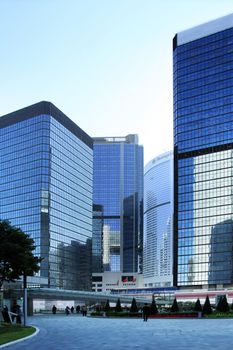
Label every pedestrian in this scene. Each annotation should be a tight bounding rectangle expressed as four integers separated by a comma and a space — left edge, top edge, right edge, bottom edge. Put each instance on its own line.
76, 305, 80, 313
52, 305, 57, 314
2, 306, 9, 322
65, 306, 70, 315
11, 303, 17, 322
142, 303, 150, 322
16, 304, 22, 324
71, 306, 74, 314
82, 305, 87, 316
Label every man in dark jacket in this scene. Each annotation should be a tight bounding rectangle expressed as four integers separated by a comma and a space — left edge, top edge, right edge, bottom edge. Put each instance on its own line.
142, 303, 150, 322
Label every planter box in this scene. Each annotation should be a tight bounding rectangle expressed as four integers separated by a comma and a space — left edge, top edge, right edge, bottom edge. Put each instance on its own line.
149, 313, 199, 318
91, 312, 200, 318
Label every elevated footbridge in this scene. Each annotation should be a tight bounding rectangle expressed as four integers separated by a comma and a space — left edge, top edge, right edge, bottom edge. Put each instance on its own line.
27, 288, 169, 305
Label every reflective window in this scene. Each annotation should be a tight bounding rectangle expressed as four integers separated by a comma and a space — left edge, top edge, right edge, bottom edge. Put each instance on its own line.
174, 26, 233, 286
0, 113, 93, 290
143, 152, 173, 288
93, 141, 143, 273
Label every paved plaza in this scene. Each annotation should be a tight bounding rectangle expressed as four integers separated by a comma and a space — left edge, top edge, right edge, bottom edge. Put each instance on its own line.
3, 315, 233, 350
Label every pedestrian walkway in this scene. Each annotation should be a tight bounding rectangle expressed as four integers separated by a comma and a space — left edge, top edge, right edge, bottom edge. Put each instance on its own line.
3, 314, 233, 350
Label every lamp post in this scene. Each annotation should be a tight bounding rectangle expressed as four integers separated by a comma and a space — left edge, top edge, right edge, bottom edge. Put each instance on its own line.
23, 273, 27, 327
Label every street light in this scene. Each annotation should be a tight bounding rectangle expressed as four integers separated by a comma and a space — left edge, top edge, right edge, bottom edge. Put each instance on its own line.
23, 273, 27, 327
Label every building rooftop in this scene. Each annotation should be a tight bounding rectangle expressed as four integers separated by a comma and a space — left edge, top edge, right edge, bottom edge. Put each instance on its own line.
176, 12, 233, 46
93, 134, 139, 144
0, 100, 93, 149
144, 150, 173, 174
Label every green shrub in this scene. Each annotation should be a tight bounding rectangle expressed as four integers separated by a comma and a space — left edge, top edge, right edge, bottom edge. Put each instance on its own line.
106, 312, 141, 317
104, 300, 110, 312
216, 295, 229, 313
150, 295, 158, 314
130, 298, 138, 313
193, 298, 202, 312
205, 312, 233, 318
90, 311, 103, 317
203, 296, 212, 315
115, 298, 122, 312
170, 298, 179, 313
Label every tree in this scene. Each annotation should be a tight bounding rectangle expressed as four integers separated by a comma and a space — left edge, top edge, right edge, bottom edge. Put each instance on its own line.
130, 298, 138, 313
115, 298, 122, 312
170, 298, 179, 313
150, 294, 158, 314
104, 299, 110, 312
193, 298, 202, 312
202, 295, 212, 315
216, 295, 229, 313
0, 220, 41, 288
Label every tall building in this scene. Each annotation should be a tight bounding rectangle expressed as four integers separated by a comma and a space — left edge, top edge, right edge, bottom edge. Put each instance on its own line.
0, 101, 93, 290
93, 135, 143, 274
143, 151, 173, 288
173, 13, 233, 288
92, 204, 103, 273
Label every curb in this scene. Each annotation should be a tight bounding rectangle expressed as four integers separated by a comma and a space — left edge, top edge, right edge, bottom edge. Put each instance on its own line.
0, 326, 39, 349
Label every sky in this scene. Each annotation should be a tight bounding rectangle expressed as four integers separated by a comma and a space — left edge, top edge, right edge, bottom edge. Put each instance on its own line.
1, 0, 233, 164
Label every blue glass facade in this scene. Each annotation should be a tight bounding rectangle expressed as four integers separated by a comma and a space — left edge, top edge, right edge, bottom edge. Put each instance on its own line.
0, 101, 93, 290
93, 135, 143, 273
174, 15, 233, 287
143, 152, 173, 288
92, 204, 103, 273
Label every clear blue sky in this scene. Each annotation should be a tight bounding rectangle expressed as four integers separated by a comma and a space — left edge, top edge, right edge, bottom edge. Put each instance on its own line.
1, 0, 233, 164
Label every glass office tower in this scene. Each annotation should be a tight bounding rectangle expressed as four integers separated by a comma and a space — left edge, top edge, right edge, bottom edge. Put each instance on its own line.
0, 101, 93, 290
174, 13, 233, 288
92, 204, 103, 273
93, 135, 143, 273
143, 151, 173, 287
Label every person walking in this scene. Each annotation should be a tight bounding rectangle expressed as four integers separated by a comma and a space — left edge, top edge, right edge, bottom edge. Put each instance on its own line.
52, 305, 57, 314
82, 305, 87, 316
76, 305, 80, 313
16, 304, 22, 324
11, 303, 17, 322
142, 303, 150, 322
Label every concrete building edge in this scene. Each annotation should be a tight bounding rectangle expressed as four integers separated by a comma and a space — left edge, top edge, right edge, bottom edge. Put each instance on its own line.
0, 326, 39, 349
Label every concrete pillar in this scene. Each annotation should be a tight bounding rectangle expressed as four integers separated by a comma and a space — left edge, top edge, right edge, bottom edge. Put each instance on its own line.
27, 297, 33, 316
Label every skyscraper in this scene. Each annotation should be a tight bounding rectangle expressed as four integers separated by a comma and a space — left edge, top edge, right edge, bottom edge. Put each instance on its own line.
93, 135, 143, 273
0, 101, 93, 290
173, 13, 233, 288
92, 204, 104, 273
143, 151, 173, 288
